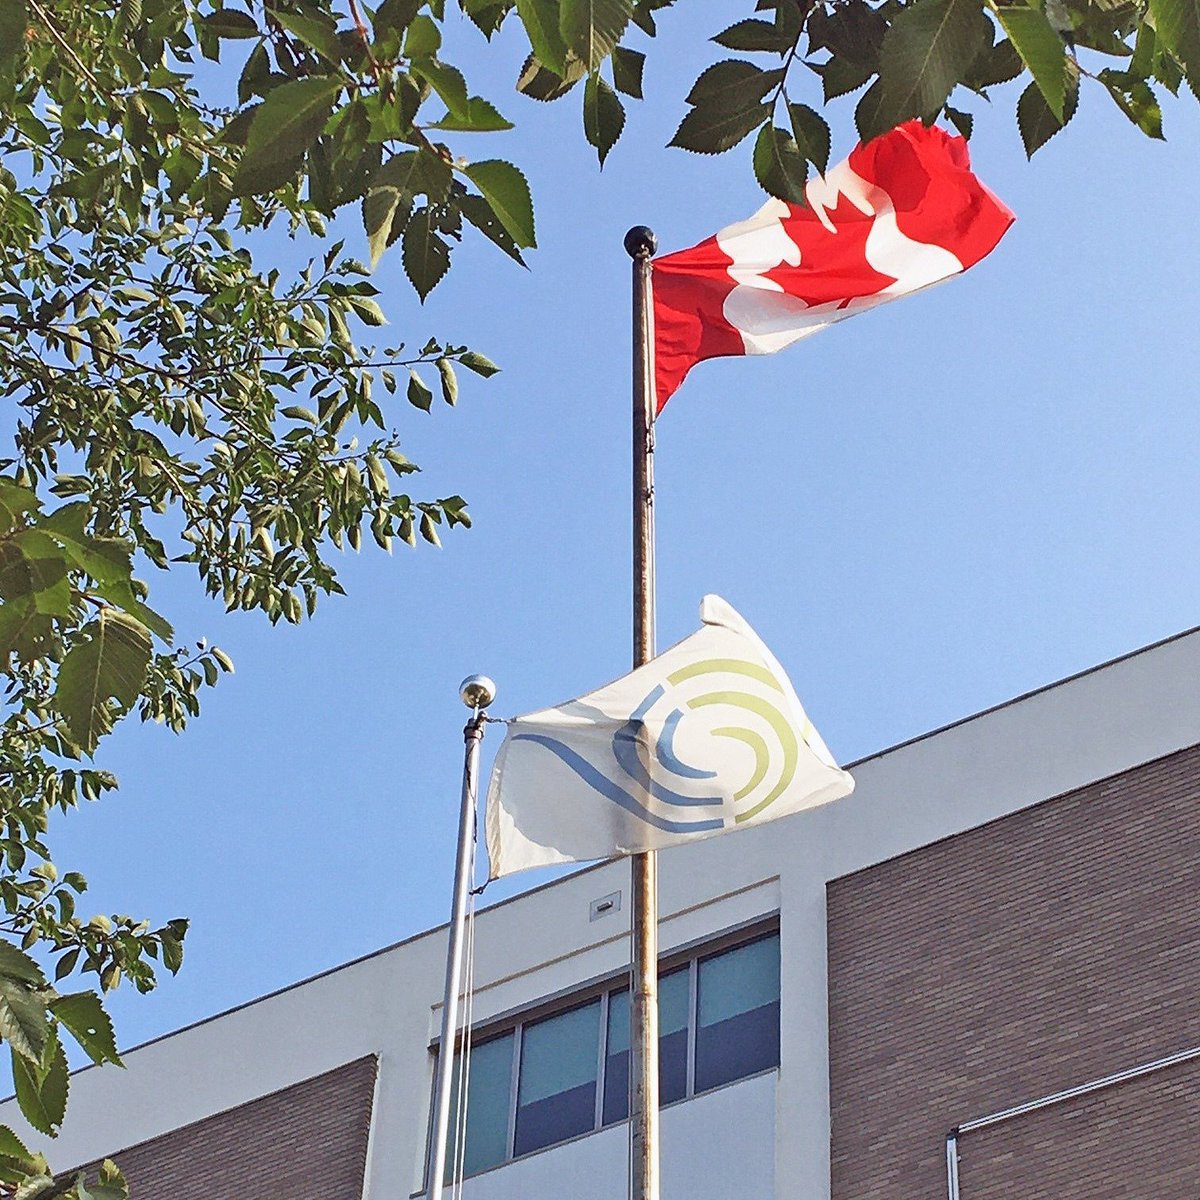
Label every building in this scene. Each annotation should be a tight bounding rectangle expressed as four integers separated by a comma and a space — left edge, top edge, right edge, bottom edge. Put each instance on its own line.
7, 628, 1200, 1200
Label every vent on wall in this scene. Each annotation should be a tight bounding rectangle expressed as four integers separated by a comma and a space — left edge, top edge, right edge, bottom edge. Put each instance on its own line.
590, 891, 621, 921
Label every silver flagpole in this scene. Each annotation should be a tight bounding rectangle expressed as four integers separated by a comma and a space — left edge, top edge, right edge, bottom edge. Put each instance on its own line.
625, 225, 660, 1200
426, 674, 496, 1200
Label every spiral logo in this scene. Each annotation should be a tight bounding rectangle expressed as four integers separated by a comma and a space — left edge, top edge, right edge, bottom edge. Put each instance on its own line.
511, 657, 813, 834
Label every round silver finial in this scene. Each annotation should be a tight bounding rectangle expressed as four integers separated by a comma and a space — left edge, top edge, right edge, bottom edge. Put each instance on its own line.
459, 674, 496, 710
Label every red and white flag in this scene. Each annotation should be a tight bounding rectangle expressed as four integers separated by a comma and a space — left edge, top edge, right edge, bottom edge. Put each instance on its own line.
651, 121, 1014, 410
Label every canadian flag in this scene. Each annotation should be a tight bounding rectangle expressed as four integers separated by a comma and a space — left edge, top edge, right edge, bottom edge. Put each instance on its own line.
651, 121, 1014, 411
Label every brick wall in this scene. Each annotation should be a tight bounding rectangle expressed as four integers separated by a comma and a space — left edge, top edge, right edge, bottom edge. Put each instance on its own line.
826, 742, 1200, 1200
73, 1055, 378, 1200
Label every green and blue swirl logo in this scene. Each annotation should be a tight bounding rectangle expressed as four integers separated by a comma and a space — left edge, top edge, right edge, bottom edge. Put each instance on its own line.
512, 658, 812, 834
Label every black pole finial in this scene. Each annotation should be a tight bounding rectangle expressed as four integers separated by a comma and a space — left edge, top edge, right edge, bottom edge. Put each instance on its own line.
624, 226, 657, 259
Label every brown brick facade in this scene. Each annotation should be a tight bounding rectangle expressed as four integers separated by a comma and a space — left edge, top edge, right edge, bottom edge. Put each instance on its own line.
827, 743, 1200, 1200
75, 1055, 378, 1200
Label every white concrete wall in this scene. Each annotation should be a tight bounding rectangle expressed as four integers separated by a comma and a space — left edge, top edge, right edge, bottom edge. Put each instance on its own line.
6, 630, 1200, 1200
460, 1073, 775, 1200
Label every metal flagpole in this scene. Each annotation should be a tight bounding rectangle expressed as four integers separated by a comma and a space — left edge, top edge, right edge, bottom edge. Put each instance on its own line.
426, 674, 496, 1200
625, 224, 659, 1200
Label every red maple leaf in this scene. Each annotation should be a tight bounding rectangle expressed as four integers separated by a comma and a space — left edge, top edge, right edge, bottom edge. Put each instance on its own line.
764, 193, 897, 310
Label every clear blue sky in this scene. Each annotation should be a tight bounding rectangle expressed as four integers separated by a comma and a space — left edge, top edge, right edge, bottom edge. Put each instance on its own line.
53, 4, 1200, 1054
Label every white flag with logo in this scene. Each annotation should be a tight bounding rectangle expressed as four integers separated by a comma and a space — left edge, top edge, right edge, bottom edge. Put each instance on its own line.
485, 596, 853, 878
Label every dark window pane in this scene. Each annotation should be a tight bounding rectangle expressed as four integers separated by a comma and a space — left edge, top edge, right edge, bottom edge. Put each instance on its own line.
515, 1000, 601, 1156
602, 988, 629, 1126
445, 1031, 514, 1181
694, 934, 780, 1093
602, 968, 690, 1125
659, 969, 689, 1104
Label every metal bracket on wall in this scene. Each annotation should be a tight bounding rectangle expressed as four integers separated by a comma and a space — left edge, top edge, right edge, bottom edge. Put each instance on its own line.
945, 1040, 1200, 1200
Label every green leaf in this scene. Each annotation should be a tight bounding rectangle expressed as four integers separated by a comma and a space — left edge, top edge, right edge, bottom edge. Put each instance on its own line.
1099, 70, 1165, 137
159, 928, 185, 975
787, 102, 831, 175
0, 1125, 30, 1164
517, 52, 587, 99
630, 0, 667, 36
367, 454, 390, 499
462, 160, 536, 247
436, 358, 459, 405
219, 105, 258, 148
25, 558, 70, 617
994, 5, 1068, 120
1148, 0, 1200, 81
348, 296, 387, 325
1130, 23, 1156, 77
1154, 43, 1184, 93
0, 479, 38, 537
559, 0, 634, 71
0, 0, 26, 68
0, 942, 46, 987
712, 17, 790, 51
37, 511, 173, 643
405, 13, 442, 56
945, 104, 974, 137
518, 0, 570, 72
272, 10, 344, 65
281, 406, 318, 423
402, 207, 451, 300
459, 350, 501, 377
412, 61, 470, 118
53, 610, 153, 754
363, 152, 422, 267
753, 124, 808, 203
408, 371, 434, 411
970, 37, 1024, 87
853, 78, 888, 144
0, 542, 30, 601
0, 955, 48, 1065
238, 40, 271, 104
11, 1028, 67, 1138
374, 0, 422, 38
1073, 22, 1134, 57
232, 77, 343, 197
461, 193, 527, 264
6, 536, 70, 615
463, 0, 513, 37
871, 0, 984, 136
611, 45, 645, 97
820, 54, 874, 102
1016, 65, 1079, 155
582, 73, 625, 165
95, 1158, 128, 1199
684, 59, 781, 109
201, 9, 259, 38
670, 99, 769, 154
53, 950, 79, 983
51, 993, 122, 1067
808, 1, 887, 67
0, 598, 50, 660
429, 97, 515, 131
419, 512, 442, 546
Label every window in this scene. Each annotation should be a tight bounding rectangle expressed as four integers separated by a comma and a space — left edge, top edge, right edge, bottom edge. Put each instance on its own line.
602, 967, 689, 1124
695, 935, 781, 1093
434, 926, 779, 1180
515, 999, 601, 1155
445, 1032, 513, 1180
